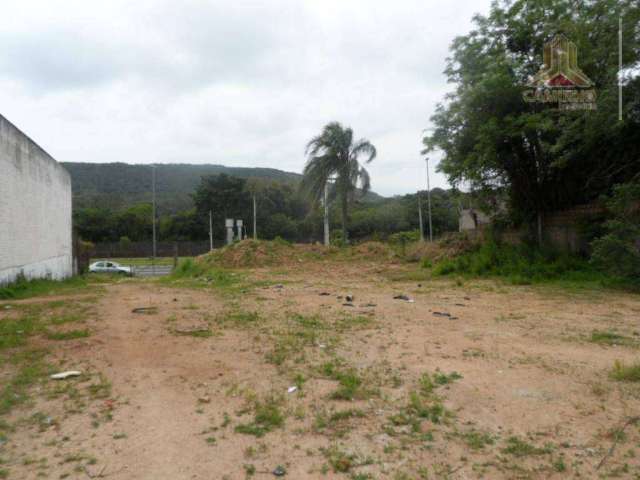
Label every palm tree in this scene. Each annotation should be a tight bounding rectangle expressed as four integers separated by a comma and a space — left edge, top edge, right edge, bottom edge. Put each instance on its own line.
301, 122, 376, 242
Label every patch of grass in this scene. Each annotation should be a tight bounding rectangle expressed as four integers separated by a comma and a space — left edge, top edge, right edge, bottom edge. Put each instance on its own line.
431, 239, 621, 288
174, 328, 213, 338
0, 350, 50, 415
322, 364, 377, 401
331, 371, 364, 401
0, 314, 39, 350
314, 409, 366, 436
322, 444, 356, 473
590, 331, 635, 347
218, 310, 261, 328
45, 329, 90, 341
433, 371, 463, 386
502, 436, 553, 457
610, 360, 640, 382
462, 430, 495, 450
49, 312, 84, 325
0, 275, 92, 300
235, 397, 285, 437
87, 374, 112, 399
407, 392, 446, 423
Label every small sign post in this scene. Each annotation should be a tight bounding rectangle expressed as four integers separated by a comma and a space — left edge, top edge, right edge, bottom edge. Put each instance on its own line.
236, 220, 243, 242
225, 219, 234, 245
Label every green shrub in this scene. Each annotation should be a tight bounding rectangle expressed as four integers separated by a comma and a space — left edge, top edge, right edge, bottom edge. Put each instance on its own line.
432, 239, 600, 284
591, 182, 640, 280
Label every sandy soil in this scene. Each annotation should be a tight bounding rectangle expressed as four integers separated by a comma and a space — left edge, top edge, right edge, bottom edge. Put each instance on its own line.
2, 261, 640, 479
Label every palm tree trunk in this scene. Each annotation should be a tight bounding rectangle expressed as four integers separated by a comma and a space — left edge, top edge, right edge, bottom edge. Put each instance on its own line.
340, 194, 349, 243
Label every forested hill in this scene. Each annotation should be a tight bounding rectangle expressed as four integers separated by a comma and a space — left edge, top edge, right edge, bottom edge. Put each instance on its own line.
62, 162, 306, 213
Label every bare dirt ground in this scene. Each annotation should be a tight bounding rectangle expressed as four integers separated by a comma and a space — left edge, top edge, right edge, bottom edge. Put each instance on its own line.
2, 260, 640, 479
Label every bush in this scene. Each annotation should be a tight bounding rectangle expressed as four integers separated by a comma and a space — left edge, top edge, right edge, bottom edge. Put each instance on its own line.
432, 239, 597, 284
590, 182, 640, 280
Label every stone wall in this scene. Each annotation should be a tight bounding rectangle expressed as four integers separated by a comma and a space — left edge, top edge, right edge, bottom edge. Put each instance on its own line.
0, 114, 73, 285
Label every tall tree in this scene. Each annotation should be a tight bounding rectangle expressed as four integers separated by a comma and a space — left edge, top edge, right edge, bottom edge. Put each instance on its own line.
192, 174, 251, 239
423, 0, 640, 235
301, 122, 376, 242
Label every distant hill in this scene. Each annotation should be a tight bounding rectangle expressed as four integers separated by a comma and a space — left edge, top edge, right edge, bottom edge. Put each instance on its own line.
62, 162, 383, 213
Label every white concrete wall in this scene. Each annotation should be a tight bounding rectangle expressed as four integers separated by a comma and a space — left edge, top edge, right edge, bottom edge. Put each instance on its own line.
459, 208, 491, 231
0, 114, 73, 285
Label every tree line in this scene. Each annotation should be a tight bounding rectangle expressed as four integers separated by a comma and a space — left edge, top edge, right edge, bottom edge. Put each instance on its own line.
73, 172, 459, 245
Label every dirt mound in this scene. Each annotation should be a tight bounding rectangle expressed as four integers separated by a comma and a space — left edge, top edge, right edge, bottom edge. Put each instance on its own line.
197, 239, 333, 268
196, 240, 400, 268
351, 241, 397, 260
406, 233, 479, 263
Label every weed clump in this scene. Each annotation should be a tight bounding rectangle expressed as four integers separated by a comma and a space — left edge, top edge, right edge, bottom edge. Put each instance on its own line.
431, 239, 603, 286
502, 436, 553, 457
235, 397, 285, 437
610, 360, 640, 382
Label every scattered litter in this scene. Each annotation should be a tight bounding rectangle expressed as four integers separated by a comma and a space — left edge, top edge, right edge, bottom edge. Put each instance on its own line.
3, 305, 12, 310
287, 386, 298, 394
274, 284, 284, 289
342, 303, 354, 307
317, 343, 326, 349
173, 298, 178, 302
454, 303, 466, 307
336, 296, 343, 300
198, 396, 211, 404
345, 294, 354, 302
432, 311, 451, 317
51, 371, 81, 380
417, 284, 422, 288
132, 307, 158, 314
360, 303, 377, 308
464, 296, 471, 301
273, 465, 287, 477
319, 292, 331, 296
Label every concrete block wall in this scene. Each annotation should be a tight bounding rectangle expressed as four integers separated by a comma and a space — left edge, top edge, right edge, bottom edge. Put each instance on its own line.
0, 114, 73, 285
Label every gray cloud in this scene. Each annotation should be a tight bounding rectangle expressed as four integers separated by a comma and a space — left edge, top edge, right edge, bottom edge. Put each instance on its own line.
0, 0, 492, 196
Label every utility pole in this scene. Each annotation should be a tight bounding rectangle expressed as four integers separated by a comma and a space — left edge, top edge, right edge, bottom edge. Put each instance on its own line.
253, 194, 257, 240
151, 164, 157, 273
425, 157, 433, 242
417, 191, 424, 242
619, 15, 623, 121
209, 210, 213, 251
323, 182, 330, 246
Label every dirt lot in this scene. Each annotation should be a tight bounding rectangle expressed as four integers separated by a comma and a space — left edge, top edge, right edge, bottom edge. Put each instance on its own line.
1, 259, 640, 479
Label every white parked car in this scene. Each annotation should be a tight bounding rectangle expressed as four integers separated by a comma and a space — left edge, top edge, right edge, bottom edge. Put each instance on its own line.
89, 261, 132, 275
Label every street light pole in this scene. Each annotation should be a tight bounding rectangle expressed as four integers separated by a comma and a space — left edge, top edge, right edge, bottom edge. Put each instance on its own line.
619, 15, 623, 121
151, 164, 157, 274
253, 194, 257, 240
425, 157, 433, 242
417, 190, 424, 242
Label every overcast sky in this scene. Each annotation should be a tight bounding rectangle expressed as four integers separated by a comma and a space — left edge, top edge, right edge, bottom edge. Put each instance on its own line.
0, 0, 493, 196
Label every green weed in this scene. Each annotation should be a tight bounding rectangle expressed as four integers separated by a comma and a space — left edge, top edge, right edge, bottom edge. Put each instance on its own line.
0, 275, 92, 300
610, 360, 640, 382
235, 397, 285, 437
590, 331, 635, 347
45, 329, 90, 341
502, 436, 553, 457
